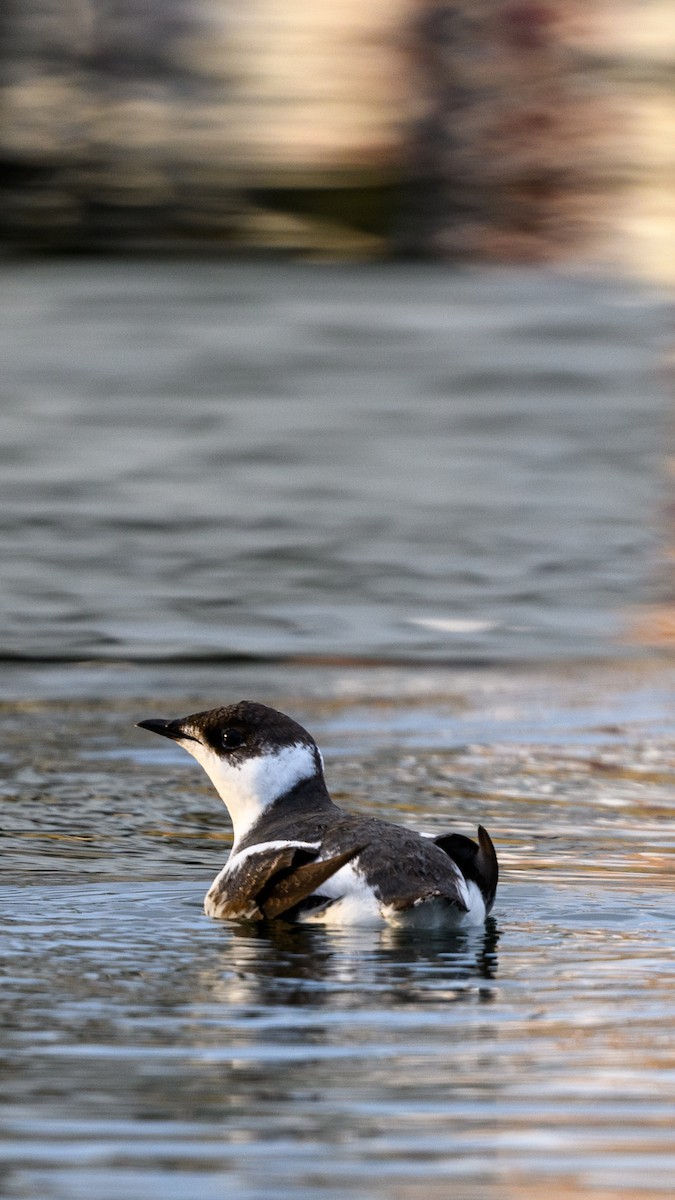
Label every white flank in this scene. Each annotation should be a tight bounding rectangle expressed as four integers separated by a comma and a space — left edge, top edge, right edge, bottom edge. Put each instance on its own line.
178, 737, 318, 849
298, 860, 382, 927
464, 881, 487, 924
299, 868, 486, 930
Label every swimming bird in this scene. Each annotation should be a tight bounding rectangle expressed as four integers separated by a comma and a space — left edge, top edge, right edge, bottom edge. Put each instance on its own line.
137, 701, 497, 927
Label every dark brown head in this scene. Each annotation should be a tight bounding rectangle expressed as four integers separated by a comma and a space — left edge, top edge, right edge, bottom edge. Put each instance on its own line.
137, 701, 325, 845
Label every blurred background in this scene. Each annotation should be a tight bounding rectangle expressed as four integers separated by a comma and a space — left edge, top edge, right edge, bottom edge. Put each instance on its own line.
1, 0, 674, 280
3, 8, 675, 1200
0, 0, 673, 668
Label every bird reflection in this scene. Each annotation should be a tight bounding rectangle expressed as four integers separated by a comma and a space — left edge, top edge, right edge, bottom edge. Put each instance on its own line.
195, 917, 500, 1010
133, 914, 504, 1130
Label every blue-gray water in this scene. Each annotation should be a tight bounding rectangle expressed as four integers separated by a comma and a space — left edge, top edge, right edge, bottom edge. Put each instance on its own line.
1, 260, 674, 1200
0, 260, 669, 663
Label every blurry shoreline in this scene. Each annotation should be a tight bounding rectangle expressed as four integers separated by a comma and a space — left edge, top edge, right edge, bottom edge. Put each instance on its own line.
1, 1, 673, 282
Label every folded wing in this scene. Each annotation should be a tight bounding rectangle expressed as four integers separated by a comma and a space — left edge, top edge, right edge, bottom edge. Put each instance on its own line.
207, 843, 361, 920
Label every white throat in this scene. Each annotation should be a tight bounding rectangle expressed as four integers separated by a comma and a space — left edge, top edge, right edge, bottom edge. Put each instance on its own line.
180, 739, 319, 849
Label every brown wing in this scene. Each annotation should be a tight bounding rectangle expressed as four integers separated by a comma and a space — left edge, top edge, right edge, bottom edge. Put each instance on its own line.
332, 821, 471, 914
260, 847, 363, 919
207, 843, 361, 921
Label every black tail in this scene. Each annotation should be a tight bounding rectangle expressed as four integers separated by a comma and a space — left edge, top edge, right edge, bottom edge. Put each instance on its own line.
434, 825, 498, 913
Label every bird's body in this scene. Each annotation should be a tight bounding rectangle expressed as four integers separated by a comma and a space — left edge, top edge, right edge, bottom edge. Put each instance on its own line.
137, 701, 497, 928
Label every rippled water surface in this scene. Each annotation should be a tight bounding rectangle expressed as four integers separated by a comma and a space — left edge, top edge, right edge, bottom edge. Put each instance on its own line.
3, 659, 675, 1200
1, 261, 674, 1200
0, 260, 669, 662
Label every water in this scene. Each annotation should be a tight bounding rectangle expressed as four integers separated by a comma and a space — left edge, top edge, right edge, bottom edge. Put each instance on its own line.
1, 259, 674, 1200
5, 878, 674, 1200
0, 260, 669, 663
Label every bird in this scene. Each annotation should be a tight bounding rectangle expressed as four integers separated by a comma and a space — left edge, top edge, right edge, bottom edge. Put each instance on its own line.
137, 700, 498, 927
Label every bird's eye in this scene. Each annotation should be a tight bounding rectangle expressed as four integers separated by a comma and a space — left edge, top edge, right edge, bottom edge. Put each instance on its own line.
222, 727, 245, 750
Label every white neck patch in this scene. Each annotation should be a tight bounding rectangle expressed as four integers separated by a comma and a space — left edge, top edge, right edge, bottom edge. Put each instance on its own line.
178, 738, 319, 849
